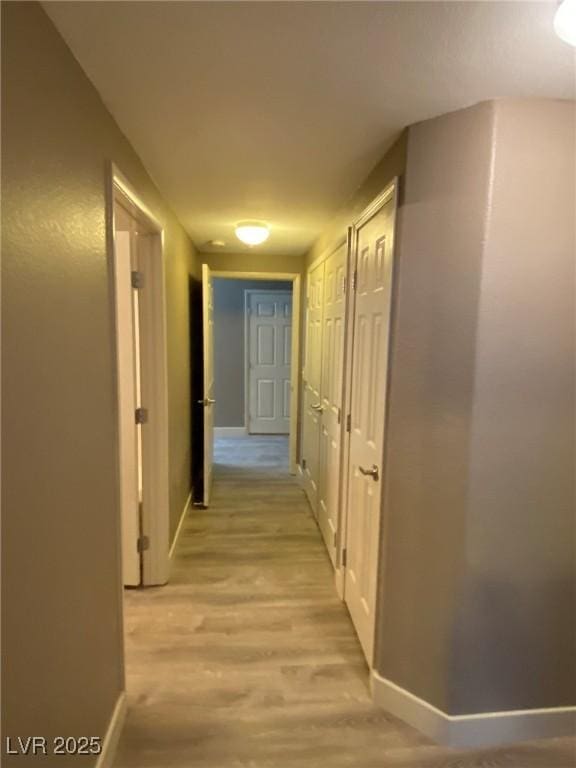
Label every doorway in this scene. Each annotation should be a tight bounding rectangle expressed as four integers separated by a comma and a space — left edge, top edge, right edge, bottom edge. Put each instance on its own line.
109, 165, 170, 587
199, 268, 301, 505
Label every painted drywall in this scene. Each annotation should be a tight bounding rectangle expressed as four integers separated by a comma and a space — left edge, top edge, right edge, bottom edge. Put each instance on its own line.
454, 99, 575, 713
1, 2, 198, 764
376, 100, 575, 715
213, 279, 292, 428
305, 132, 407, 267
375, 102, 494, 712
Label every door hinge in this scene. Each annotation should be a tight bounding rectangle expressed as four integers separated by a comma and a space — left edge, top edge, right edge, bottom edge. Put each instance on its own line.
302, 458, 307, 470
346, 413, 351, 432
341, 547, 347, 568
352, 269, 358, 291
337, 408, 341, 425
131, 270, 145, 290
137, 535, 150, 553
135, 407, 148, 424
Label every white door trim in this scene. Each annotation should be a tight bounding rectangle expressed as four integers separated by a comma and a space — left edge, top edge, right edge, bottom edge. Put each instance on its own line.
244, 289, 293, 435
340, 178, 399, 663
107, 163, 170, 588
211, 270, 301, 474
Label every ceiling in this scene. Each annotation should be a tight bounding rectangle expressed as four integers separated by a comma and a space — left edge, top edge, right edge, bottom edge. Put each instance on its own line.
44, 1, 574, 257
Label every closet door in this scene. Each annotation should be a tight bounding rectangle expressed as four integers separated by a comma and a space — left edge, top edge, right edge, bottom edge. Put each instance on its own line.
301, 259, 324, 514
344, 184, 397, 664
317, 241, 347, 565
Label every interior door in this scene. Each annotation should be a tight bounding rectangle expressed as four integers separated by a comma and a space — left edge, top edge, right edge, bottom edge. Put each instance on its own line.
248, 291, 292, 434
202, 263, 215, 506
344, 188, 397, 663
114, 229, 141, 586
317, 241, 347, 565
301, 259, 325, 515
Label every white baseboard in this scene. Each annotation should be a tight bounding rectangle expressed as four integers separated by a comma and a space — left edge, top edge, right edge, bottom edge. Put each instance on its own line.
169, 491, 192, 561
214, 426, 248, 438
371, 672, 576, 749
95, 692, 127, 768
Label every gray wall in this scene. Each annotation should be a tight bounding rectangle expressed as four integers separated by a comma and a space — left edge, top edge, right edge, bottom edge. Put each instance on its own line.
456, 99, 575, 713
1, 3, 198, 764
213, 279, 291, 427
376, 99, 575, 714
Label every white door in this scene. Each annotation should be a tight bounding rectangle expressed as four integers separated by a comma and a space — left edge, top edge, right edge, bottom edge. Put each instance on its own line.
202, 264, 215, 506
114, 230, 142, 587
247, 291, 292, 434
317, 241, 347, 565
344, 187, 397, 663
301, 260, 325, 514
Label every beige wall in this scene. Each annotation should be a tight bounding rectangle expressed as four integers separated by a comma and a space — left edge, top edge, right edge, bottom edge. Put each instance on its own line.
376, 102, 495, 711
455, 99, 575, 713
376, 99, 575, 714
1, 2, 198, 763
203, 251, 305, 276
305, 132, 407, 267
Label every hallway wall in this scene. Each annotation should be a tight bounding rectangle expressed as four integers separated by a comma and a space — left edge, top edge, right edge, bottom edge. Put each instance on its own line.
305, 131, 407, 268
1, 2, 199, 763
213, 279, 292, 428
377, 99, 575, 715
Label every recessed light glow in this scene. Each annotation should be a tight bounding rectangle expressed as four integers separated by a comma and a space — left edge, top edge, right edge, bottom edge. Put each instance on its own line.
554, 0, 576, 46
235, 222, 270, 246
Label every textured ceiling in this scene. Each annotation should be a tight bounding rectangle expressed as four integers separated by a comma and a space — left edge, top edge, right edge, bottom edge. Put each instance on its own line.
44, 1, 575, 256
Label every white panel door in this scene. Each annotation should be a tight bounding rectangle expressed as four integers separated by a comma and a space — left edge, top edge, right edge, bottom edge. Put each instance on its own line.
248, 291, 292, 434
114, 230, 141, 586
202, 264, 215, 506
317, 242, 347, 565
301, 260, 325, 515
344, 188, 397, 663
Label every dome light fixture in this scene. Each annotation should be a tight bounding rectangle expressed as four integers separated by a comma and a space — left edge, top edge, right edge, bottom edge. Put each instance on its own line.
554, 0, 576, 46
235, 221, 270, 247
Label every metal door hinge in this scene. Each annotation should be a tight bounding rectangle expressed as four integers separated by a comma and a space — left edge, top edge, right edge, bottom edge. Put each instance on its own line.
337, 408, 341, 425
352, 269, 358, 291
131, 270, 145, 290
341, 547, 347, 568
346, 414, 351, 432
302, 458, 307, 470
135, 407, 148, 424
137, 535, 150, 553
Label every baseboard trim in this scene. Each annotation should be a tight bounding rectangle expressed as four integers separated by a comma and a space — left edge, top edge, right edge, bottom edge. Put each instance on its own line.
371, 672, 576, 749
95, 692, 127, 768
169, 491, 192, 561
214, 426, 248, 437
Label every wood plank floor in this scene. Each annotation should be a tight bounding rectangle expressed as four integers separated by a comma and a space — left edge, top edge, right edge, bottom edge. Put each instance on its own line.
114, 436, 575, 768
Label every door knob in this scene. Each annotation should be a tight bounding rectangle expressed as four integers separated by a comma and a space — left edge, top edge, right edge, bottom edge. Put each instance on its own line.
197, 398, 216, 406
359, 464, 379, 481
311, 403, 324, 413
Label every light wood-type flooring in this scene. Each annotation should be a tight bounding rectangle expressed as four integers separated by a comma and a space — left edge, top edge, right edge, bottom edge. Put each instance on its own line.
114, 436, 575, 768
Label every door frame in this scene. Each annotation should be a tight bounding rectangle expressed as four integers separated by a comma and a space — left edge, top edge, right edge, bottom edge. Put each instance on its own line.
339, 178, 399, 653
211, 270, 301, 474
107, 163, 171, 587
244, 288, 293, 437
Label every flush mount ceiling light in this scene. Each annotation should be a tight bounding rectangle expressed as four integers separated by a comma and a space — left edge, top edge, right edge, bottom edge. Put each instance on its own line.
554, 0, 576, 46
235, 221, 270, 246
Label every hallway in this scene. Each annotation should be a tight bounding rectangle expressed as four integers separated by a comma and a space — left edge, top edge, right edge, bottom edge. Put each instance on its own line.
114, 437, 574, 768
